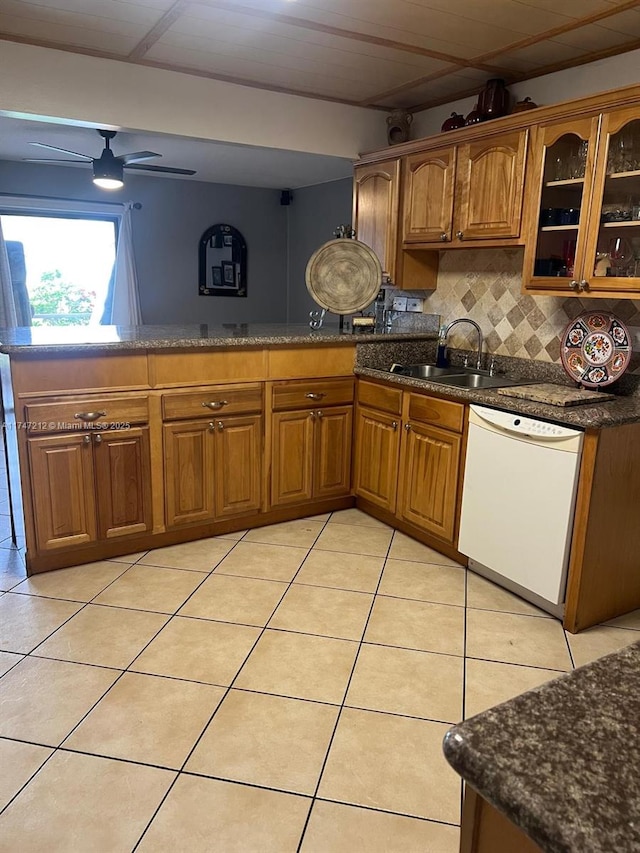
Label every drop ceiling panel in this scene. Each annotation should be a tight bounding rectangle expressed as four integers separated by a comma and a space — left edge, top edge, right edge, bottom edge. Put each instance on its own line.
0, 10, 142, 52
513, 0, 628, 17
553, 22, 638, 51
598, 7, 640, 35
147, 41, 381, 101
498, 39, 588, 69
172, 5, 451, 79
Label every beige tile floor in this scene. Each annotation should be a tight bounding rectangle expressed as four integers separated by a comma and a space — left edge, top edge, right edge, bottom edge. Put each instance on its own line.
1, 491, 640, 850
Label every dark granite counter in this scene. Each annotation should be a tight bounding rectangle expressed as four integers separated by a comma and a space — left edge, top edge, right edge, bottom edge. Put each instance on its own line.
0, 324, 437, 355
355, 366, 640, 429
443, 641, 640, 853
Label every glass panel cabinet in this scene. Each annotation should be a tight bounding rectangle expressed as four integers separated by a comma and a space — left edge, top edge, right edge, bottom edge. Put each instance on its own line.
524, 108, 640, 297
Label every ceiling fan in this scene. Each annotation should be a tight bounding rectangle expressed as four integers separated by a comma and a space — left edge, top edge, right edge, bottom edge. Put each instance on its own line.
25, 129, 197, 189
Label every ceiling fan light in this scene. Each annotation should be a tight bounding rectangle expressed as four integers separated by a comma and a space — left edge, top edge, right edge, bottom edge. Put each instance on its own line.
92, 152, 124, 189
93, 176, 124, 189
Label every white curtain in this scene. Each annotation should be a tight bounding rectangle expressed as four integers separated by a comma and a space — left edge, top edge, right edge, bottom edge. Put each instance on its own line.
96, 203, 142, 325
0, 220, 18, 328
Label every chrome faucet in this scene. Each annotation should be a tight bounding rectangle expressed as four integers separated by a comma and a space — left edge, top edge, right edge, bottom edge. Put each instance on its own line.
438, 318, 484, 369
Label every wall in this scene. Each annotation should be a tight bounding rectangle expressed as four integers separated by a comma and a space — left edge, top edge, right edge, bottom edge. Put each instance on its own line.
413, 48, 640, 139
285, 178, 353, 325
417, 249, 640, 370
0, 160, 289, 324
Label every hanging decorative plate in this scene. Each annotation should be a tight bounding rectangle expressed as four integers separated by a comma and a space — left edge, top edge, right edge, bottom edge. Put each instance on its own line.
560, 312, 632, 388
305, 238, 382, 315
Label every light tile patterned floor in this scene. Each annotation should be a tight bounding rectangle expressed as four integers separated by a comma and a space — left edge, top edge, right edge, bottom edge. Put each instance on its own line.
1, 500, 639, 851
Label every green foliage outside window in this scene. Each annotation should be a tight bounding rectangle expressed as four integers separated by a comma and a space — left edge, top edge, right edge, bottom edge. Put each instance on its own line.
30, 270, 97, 326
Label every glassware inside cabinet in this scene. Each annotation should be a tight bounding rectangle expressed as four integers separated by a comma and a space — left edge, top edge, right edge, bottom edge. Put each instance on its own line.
591, 119, 640, 280
532, 133, 588, 279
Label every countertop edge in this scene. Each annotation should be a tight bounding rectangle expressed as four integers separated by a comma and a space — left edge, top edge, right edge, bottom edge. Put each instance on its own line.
0, 329, 437, 355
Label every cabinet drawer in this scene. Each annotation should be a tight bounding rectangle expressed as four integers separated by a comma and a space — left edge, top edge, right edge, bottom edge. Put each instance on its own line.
407, 393, 464, 433
272, 378, 354, 411
162, 384, 263, 420
357, 380, 402, 415
24, 395, 149, 433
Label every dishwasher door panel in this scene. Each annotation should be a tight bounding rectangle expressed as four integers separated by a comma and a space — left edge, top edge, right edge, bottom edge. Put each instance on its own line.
458, 421, 582, 605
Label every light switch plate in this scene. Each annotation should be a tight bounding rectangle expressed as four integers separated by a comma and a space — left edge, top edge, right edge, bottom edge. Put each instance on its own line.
392, 296, 408, 311
406, 298, 424, 313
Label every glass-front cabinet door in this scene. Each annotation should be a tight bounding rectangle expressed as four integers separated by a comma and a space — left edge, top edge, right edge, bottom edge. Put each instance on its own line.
523, 117, 600, 294
582, 107, 640, 294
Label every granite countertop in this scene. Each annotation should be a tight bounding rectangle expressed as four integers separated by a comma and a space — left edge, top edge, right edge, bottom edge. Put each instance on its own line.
0, 324, 437, 355
355, 366, 640, 429
443, 641, 640, 853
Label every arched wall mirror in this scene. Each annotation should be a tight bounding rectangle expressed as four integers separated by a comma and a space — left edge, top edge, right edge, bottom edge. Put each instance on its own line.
199, 223, 247, 297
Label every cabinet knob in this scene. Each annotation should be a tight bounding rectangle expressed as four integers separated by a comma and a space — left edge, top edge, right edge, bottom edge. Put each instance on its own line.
305, 392, 325, 401
309, 412, 316, 421
317, 410, 323, 418
456, 230, 464, 240
202, 400, 227, 410
94, 434, 102, 444
404, 423, 411, 431
74, 410, 106, 422
83, 434, 91, 444
217, 421, 224, 431
570, 280, 580, 290
440, 232, 449, 242
391, 421, 398, 430
580, 280, 589, 291
208, 422, 216, 432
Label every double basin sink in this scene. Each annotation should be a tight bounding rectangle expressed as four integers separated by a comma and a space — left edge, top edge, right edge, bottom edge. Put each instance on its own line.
389, 363, 524, 390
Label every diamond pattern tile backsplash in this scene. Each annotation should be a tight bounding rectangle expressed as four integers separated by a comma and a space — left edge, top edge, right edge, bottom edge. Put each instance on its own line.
401, 248, 640, 370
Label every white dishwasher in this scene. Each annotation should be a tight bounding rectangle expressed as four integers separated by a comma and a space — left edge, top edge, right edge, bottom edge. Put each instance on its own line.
458, 404, 583, 617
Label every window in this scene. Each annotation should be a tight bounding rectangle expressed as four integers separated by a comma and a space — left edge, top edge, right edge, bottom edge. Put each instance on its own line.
0, 198, 118, 326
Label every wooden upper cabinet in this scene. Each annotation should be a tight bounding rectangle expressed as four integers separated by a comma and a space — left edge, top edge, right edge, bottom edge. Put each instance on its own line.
403, 147, 456, 244
455, 130, 528, 241
353, 161, 400, 283
400, 130, 527, 247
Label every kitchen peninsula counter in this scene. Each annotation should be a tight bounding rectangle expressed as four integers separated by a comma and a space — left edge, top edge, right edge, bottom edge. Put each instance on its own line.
0, 323, 437, 354
443, 640, 640, 853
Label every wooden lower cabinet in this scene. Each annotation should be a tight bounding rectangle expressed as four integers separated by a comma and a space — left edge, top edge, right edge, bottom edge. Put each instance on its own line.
353, 406, 401, 512
164, 415, 262, 527
399, 421, 461, 542
271, 406, 352, 507
354, 381, 464, 547
28, 428, 152, 551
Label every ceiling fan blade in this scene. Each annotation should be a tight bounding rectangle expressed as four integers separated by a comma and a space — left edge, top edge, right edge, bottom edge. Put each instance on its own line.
23, 158, 90, 164
125, 163, 197, 175
28, 142, 92, 160
118, 151, 161, 165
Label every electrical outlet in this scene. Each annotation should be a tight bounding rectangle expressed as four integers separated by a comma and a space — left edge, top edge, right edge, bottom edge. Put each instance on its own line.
392, 296, 408, 311
406, 298, 424, 313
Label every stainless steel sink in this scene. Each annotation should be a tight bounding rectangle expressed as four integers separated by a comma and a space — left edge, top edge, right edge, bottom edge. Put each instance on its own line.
389, 363, 525, 390
429, 372, 520, 389
392, 364, 462, 378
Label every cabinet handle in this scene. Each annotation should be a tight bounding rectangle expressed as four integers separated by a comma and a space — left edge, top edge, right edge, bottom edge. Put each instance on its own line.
74, 410, 106, 422
217, 421, 224, 431
94, 434, 102, 444
202, 400, 227, 410
456, 230, 464, 240
317, 410, 323, 418
305, 392, 325, 400
580, 280, 589, 291
440, 232, 448, 242
391, 421, 398, 430
404, 423, 411, 431
83, 434, 91, 444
